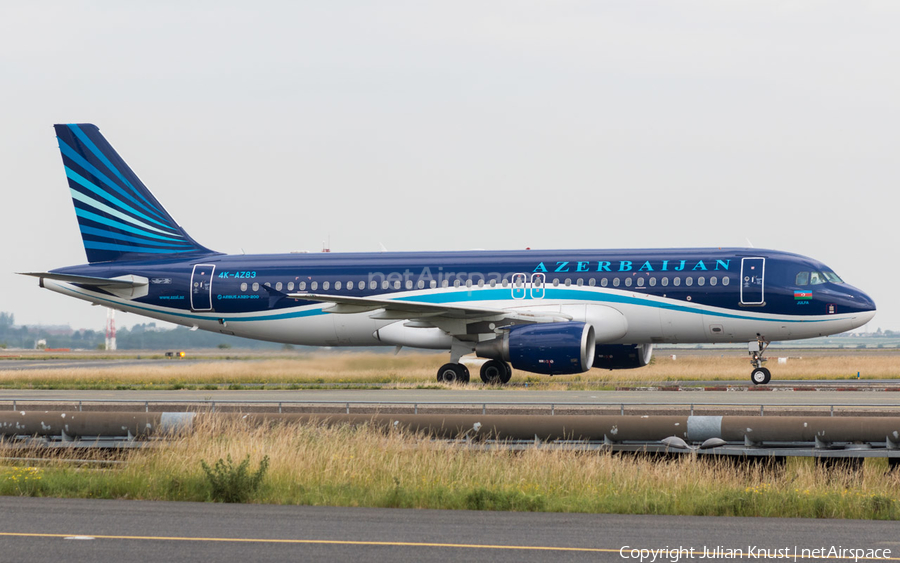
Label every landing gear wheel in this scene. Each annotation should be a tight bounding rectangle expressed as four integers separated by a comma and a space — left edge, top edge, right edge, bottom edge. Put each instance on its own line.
437, 363, 470, 384
480, 360, 511, 384
750, 367, 771, 385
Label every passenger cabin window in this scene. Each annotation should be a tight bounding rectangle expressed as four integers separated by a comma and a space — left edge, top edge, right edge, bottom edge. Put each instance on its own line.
334, 281, 341, 290
287, 282, 294, 291
299, 281, 307, 290
240, 283, 248, 291
589, 278, 596, 287
661, 277, 668, 287
346, 281, 353, 290
637, 278, 644, 287
625, 278, 632, 287
613, 278, 620, 287
722, 276, 730, 286
252, 282, 260, 291
322, 281, 330, 290
601, 278, 608, 287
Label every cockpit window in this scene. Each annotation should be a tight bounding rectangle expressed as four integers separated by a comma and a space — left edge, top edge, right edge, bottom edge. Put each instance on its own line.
796, 270, 844, 286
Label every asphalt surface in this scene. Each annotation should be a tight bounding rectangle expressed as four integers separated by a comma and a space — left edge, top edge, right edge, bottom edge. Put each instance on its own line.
1, 498, 899, 563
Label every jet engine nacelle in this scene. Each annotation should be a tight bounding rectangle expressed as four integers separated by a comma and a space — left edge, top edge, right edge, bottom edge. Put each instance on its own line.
593, 343, 654, 370
475, 322, 596, 375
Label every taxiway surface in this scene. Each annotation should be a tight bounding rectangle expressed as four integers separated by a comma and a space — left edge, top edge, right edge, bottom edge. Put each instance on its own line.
1, 498, 897, 563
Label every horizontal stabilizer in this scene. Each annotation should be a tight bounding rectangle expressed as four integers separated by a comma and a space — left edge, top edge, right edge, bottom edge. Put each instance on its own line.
18, 272, 148, 289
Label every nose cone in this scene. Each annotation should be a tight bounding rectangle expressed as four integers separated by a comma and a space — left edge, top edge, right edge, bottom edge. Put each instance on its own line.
841, 284, 876, 328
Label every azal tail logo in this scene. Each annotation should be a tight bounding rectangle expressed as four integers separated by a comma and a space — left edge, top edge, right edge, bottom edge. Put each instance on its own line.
795, 290, 813, 300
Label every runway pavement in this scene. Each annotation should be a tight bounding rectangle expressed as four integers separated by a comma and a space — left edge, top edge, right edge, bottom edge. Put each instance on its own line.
1, 498, 898, 563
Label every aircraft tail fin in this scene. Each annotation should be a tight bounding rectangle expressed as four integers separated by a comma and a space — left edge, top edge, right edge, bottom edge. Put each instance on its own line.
53, 123, 215, 264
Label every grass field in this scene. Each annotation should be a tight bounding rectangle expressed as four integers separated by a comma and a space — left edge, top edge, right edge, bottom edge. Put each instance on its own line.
0, 351, 897, 390
2, 418, 899, 519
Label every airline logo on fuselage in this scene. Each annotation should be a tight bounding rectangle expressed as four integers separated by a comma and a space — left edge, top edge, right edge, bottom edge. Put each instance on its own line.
533, 259, 731, 273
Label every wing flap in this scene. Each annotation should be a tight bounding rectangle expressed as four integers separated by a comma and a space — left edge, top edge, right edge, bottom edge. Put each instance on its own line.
287, 293, 572, 330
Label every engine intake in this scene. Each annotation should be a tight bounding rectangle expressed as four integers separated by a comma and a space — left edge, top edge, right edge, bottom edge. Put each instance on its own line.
475, 322, 595, 375
593, 344, 654, 370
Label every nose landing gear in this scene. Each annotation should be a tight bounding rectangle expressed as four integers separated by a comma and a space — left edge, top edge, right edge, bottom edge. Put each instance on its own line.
749, 336, 771, 385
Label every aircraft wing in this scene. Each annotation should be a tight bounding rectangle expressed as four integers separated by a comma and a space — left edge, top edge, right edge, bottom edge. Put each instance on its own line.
287, 293, 571, 333
18, 272, 148, 289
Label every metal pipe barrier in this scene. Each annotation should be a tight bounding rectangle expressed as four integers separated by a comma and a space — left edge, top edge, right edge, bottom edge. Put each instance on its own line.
3, 399, 900, 416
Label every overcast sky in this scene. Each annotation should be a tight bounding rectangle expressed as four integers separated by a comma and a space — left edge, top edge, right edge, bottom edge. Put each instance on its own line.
1, 1, 897, 333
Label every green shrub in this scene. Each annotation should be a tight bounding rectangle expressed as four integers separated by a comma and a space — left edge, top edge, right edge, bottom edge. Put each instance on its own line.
200, 454, 270, 503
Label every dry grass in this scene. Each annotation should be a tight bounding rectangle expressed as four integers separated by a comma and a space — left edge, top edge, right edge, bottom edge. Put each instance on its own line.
2, 419, 899, 518
0, 351, 897, 389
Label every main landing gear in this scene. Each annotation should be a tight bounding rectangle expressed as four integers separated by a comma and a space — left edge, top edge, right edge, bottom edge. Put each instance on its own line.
435, 360, 514, 385
749, 336, 771, 385
436, 338, 512, 385
437, 363, 469, 384
479, 359, 512, 385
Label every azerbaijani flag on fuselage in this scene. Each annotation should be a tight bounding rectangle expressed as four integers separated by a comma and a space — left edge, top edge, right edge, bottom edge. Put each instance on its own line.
795, 290, 813, 300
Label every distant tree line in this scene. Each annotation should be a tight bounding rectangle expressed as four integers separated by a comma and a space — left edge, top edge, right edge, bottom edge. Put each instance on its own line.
0, 312, 286, 350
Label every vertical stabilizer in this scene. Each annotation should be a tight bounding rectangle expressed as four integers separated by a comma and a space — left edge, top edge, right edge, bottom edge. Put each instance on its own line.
54, 123, 214, 263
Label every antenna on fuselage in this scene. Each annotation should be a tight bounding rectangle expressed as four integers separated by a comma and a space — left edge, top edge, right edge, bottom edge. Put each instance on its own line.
746, 238, 755, 248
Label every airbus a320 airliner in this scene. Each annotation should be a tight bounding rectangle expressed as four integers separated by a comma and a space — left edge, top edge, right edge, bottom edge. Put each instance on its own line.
23, 124, 876, 385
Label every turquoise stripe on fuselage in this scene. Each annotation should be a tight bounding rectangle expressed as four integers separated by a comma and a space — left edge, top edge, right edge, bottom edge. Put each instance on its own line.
66, 283, 828, 327
393, 287, 822, 324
